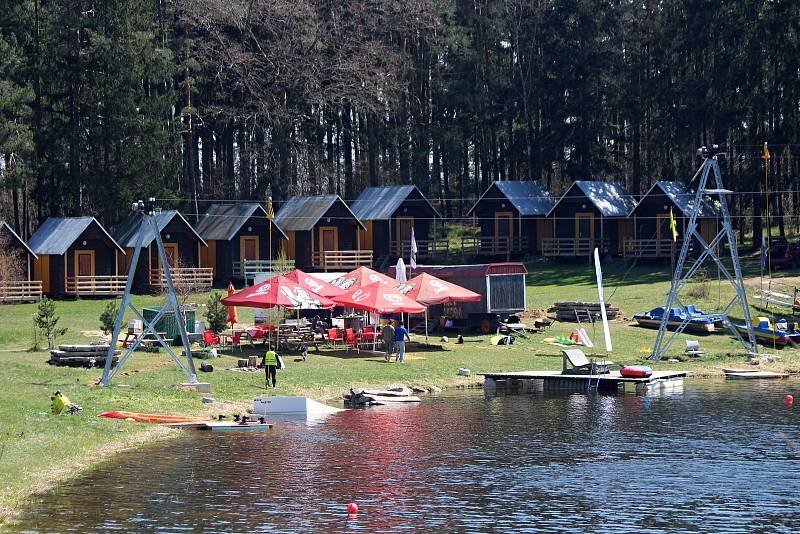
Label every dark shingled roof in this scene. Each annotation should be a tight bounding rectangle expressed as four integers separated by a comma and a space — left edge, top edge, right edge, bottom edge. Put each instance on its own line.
630, 181, 720, 218
466, 181, 556, 216
274, 195, 365, 232
114, 210, 206, 248
27, 217, 123, 255
194, 203, 288, 241
549, 181, 637, 217
0, 220, 37, 258
349, 185, 441, 221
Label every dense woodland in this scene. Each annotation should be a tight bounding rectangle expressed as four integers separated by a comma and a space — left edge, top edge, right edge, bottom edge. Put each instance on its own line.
2, 0, 800, 247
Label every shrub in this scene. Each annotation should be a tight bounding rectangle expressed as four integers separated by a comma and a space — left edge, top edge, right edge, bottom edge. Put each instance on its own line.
205, 292, 228, 334
99, 300, 120, 335
34, 297, 67, 349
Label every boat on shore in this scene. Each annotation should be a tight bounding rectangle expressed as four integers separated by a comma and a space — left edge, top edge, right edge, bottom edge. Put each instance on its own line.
633, 306, 723, 334
99, 411, 211, 424
734, 317, 800, 347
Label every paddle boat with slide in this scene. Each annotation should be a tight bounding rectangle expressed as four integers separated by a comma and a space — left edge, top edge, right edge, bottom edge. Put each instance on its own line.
734, 317, 800, 348
633, 305, 724, 334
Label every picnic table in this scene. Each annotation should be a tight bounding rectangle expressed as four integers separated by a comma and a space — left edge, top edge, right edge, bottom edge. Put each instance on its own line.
122, 331, 168, 350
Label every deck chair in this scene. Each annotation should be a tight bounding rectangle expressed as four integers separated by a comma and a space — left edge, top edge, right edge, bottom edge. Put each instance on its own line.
684, 340, 706, 356
561, 349, 612, 375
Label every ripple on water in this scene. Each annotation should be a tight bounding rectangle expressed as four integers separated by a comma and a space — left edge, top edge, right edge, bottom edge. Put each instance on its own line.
14, 379, 800, 533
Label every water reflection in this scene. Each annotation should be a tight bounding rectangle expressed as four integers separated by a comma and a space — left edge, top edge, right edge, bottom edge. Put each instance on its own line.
17, 380, 800, 532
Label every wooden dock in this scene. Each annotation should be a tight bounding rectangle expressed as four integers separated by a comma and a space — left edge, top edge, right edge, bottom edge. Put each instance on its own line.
480, 370, 688, 394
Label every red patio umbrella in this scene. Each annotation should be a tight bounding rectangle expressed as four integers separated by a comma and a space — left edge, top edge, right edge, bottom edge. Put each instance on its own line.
397, 272, 481, 305
331, 282, 426, 314
331, 266, 398, 291
283, 269, 346, 297
222, 275, 335, 310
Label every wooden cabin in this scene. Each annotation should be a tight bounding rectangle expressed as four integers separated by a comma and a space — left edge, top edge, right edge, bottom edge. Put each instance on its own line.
274, 195, 367, 271
625, 181, 720, 258
114, 210, 212, 292
195, 203, 288, 284
543, 181, 637, 257
465, 181, 556, 256
0, 220, 42, 303
349, 185, 443, 262
27, 217, 125, 296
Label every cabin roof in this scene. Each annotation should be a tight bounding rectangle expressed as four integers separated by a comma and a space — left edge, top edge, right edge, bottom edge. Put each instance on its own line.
0, 220, 37, 258
274, 195, 366, 232
629, 181, 720, 218
467, 181, 556, 216
114, 210, 207, 248
194, 203, 288, 241
27, 217, 123, 255
349, 185, 441, 221
548, 180, 637, 217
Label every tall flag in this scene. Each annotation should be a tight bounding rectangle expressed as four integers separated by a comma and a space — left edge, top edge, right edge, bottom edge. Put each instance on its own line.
760, 235, 767, 274
409, 227, 418, 270
266, 197, 275, 220
669, 208, 678, 242
763, 142, 771, 161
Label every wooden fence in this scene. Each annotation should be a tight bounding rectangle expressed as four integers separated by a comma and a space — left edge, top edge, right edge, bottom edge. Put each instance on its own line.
312, 250, 373, 271
148, 268, 213, 290
393, 239, 450, 258
622, 238, 685, 258
541, 238, 609, 257
0, 280, 43, 303
65, 276, 127, 296
461, 235, 529, 255
232, 259, 296, 282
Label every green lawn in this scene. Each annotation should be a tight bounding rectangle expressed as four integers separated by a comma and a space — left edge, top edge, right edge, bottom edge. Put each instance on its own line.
1, 257, 799, 523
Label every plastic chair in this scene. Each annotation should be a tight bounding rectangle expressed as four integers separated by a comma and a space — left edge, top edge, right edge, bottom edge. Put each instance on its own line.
345, 328, 360, 353
203, 330, 221, 347
327, 328, 344, 348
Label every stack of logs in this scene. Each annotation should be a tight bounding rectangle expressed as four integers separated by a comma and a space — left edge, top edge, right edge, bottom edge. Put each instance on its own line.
552, 301, 620, 322
49, 344, 119, 368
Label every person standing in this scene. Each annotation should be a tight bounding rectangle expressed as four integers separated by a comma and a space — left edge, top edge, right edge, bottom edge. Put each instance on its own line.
382, 321, 395, 362
262, 349, 278, 389
394, 321, 411, 363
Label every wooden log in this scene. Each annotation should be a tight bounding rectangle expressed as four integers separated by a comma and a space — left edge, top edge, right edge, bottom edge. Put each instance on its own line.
51, 350, 120, 358
57, 344, 111, 353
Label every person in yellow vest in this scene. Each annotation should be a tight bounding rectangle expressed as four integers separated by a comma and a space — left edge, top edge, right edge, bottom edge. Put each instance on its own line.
262, 349, 279, 389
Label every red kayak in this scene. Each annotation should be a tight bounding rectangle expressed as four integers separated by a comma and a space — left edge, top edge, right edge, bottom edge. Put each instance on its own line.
99, 411, 211, 424
619, 365, 653, 378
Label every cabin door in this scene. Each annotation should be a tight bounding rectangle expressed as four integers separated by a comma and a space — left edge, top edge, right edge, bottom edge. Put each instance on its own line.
319, 227, 338, 255
656, 213, 672, 256
240, 236, 259, 261
494, 212, 513, 253
75, 250, 95, 278
396, 217, 415, 255
162, 243, 178, 268
575, 213, 594, 253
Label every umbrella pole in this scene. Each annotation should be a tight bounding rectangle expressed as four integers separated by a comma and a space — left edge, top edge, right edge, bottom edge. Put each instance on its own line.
425, 309, 429, 345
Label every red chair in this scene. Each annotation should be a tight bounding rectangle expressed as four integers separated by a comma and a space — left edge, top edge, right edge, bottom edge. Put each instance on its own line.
345, 328, 360, 353
327, 328, 344, 348
203, 330, 221, 347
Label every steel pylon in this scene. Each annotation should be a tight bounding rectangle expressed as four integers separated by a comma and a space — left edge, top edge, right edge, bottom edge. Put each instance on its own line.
101, 202, 198, 385
650, 153, 757, 361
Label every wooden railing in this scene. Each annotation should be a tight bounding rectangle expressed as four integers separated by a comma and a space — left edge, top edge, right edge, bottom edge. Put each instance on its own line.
622, 238, 687, 258
0, 280, 43, 303
232, 259, 296, 282
148, 268, 213, 290
541, 238, 610, 257
461, 236, 530, 255
65, 276, 127, 296
393, 239, 450, 258
311, 250, 373, 271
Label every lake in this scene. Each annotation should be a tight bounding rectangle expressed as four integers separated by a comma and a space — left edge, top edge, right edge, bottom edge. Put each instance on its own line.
15, 380, 800, 532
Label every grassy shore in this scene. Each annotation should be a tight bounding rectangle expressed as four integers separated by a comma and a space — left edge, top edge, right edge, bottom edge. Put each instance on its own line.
1, 257, 799, 524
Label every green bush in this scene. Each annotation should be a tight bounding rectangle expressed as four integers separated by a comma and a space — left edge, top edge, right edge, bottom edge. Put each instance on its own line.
33, 297, 67, 349
205, 292, 228, 334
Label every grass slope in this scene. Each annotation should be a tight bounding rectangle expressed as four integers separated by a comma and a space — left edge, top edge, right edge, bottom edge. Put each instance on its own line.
1, 257, 798, 523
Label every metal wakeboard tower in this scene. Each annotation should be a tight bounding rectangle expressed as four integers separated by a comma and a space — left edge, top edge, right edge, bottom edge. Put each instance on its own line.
650, 146, 757, 361
101, 198, 198, 385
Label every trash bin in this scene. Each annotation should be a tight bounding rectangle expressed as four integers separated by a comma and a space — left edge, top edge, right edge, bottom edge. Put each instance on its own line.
142, 308, 196, 345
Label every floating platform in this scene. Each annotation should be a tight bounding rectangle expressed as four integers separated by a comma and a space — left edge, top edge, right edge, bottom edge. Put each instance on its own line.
480, 370, 688, 394
168, 420, 274, 431
252, 396, 345, 422
724, 371, 788, 380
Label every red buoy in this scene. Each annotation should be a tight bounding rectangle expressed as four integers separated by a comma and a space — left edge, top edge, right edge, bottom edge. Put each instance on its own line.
787, 394, 794, 406
347, 502, 358, 514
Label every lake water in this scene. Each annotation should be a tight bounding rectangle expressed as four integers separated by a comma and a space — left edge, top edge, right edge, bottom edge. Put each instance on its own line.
16, 380, 800, 532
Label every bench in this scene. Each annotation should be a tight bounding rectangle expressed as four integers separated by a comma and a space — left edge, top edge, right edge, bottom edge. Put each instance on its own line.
561, 349, 612, 375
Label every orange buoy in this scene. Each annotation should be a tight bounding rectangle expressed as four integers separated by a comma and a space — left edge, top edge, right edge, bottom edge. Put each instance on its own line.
347, 502, 358, 514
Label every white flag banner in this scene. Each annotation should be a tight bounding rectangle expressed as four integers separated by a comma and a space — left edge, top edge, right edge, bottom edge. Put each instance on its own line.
409, 227, 418, 270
